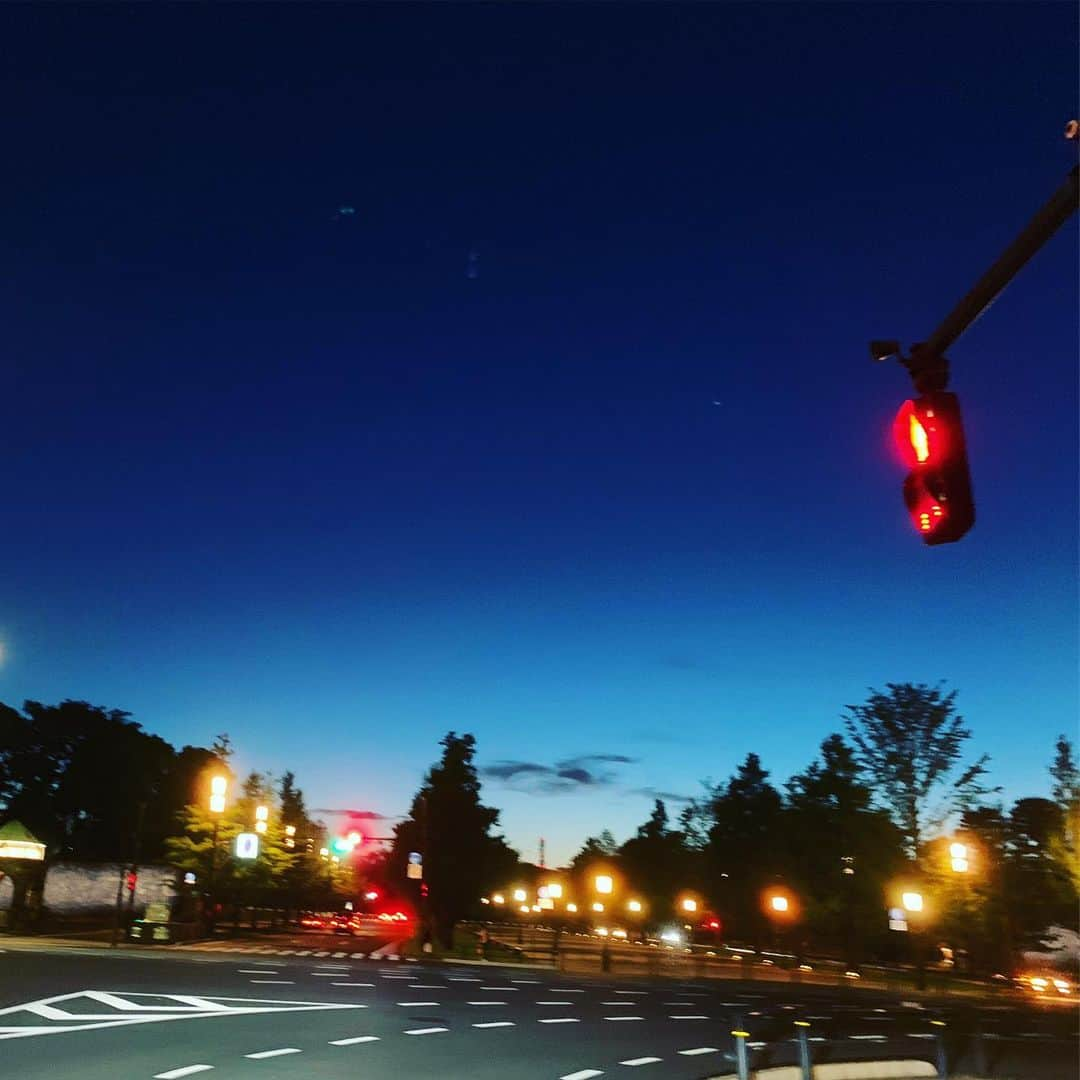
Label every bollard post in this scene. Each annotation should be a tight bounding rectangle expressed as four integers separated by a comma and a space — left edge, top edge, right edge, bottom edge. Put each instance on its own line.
732, 1024, 751, 1080
930, 1019, 947, 1078
794, 1020, 812, 1080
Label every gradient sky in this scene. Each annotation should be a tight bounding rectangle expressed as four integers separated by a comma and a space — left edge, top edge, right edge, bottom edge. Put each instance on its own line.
2, 4, 1076, 866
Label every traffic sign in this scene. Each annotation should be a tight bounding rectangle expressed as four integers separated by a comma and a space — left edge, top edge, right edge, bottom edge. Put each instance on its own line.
235, 833, 259, 860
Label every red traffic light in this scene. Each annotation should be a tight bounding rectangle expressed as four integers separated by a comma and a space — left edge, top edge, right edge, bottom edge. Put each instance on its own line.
892, 392, 975, 545
126, 871, 137, 893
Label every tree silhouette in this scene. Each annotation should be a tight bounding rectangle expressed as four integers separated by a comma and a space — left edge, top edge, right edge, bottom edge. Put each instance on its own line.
844, 682, 991, 855
390, 732, 518, 947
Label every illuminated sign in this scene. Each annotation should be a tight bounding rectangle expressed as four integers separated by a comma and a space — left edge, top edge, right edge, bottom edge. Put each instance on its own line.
235, 833, 260, 860
0, 840, 45, 861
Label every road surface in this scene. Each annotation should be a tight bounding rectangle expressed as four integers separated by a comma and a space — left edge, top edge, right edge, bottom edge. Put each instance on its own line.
1, 936, 1075, 1078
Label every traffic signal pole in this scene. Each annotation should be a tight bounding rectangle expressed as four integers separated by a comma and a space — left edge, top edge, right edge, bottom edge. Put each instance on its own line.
873, 144, 1078, 391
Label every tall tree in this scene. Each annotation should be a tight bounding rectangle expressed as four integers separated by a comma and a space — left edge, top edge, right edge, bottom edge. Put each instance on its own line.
844, 682, 991, 855
389, 733, 518, 947
1048, 735, 1080, 893
618, 800, 692, 921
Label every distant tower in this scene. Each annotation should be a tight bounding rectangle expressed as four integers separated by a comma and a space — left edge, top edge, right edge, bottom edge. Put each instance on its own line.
539, 837, 546, 869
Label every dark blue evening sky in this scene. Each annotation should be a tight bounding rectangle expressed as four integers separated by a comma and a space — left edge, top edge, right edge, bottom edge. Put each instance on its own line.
2, 4, 1076, 864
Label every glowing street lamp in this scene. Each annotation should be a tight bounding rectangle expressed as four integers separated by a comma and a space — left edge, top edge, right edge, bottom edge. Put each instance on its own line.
949, 841, 970, 873
902, 890, 924, 914
770, 894, 789, 913
566, 902, 578, 913
209, 775, 227, 814
594, 874, 613, 895
512, 887, 527, 903
544, 882, 563, 899
254, 805, 268, 834
627, 899, 643, 913
592, 901, 604, 913
680, 897, 698, 914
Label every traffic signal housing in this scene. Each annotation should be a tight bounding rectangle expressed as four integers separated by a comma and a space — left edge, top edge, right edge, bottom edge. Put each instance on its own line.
893, 391, 975, 545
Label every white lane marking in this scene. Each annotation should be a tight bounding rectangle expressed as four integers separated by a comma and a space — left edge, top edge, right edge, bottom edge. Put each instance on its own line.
807, 1015, 831, 1020
906, 1033, 935, 1040
620, 1058, 662, 1066
663, 1002, 697, 1007
480, 986, 519, 992
245, 1048, 302, 1059
331, 983, 375, 988
404, 1027, 447, 1036
467, 1001, 507, 1006
604, 1016, 644, 1022
539, 1017, 581, 1024
561, 1071, 603, 1080
614, 990, 647, 996
381, 975, 416, 981
511, 979, 541, 985
850, 1034, 887, 1041
310, 973, 343, 978
473, 1021, 515, 1028
237, 970, 277, 975
330, 1036, 380, 1046
601, 1001, 635, 1006
809, 1037, 827, 1043
749, 1041, 766, 1049
249, 980, 294, 985
154, 1067, 214, 1079
538, 1001, 574, 1006
409, 985, 445, 990
678, 1047, 719, 1056
551, 989, 585, 994
449, 977, 481, 982
396, 1001, 441, 1007
669, 1014, 709, 1020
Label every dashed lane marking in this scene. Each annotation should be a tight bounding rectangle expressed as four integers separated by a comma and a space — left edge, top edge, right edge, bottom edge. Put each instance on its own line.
245, 1048, 301, 1059
154, 1067, 214, 1079
669, 1014, 709, 1020
614, 991, 647, 996
473, 1021, 515, 1028
678, 1047, 719, 1056
237, 970, 278, 975
467, 1001, 507, 1006
604, 1016, 644, 1022
551, 989, 585, 994
380, 975, 416, 981
561, 1070, 603, 1080
511, 979, 541, 984
538, 1001, 575, 1006
331, 983, 374, 988
404, 1027, 447, 1036
396, 1001, 441, 1007
749, 1041, 766, 1049
329, 1036, 380, 1046
409, 985, 445, 990
620, 1058, 662, 1067
539, 1017, 581, 1024
449, 977, 481, 982
249, 980, 294, 985
851, 1034, 887, 1041
480, 986, 519, 992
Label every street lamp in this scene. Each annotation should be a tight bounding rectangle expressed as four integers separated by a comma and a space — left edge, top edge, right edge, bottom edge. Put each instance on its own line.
949, 841, 970, 873
627, 899, 643, 913
770, 894, 789, 914
594, 874, 613, 895
680, 897, 698, 914
209, 775, 227, 814
512, 887, 527, 903
206, 775, 228, 932
902, 890, 924, 913
566, 902, 578, 914
254, 805, 268, 834
592, 901, 604, 913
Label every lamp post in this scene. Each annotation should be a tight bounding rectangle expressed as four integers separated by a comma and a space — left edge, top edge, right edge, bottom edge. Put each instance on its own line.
902, 889, 926, 990
206, 775, 228, 932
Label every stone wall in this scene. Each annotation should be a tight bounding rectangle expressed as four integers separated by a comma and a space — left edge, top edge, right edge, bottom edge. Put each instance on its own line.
0, 861, 178, 916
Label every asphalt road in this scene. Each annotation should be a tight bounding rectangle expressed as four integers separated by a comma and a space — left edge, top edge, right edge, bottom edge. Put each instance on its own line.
1, 936, 1076, 1079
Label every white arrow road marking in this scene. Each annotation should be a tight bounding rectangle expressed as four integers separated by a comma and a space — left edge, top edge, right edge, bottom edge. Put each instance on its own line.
0, 992, 363, 1041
